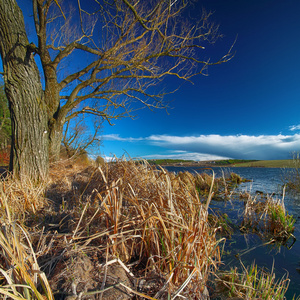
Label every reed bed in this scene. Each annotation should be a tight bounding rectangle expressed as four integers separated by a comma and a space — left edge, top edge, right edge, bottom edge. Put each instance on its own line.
0, 159, 222, 299
0, 159, 294, 299
283, 168, 300, 194
241, 189, 295, 242
189, 169, 244, 201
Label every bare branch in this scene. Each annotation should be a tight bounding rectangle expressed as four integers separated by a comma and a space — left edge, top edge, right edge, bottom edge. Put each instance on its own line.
33, 0, 40, 36
33, 0, 233, 149
62, 114, 102, 157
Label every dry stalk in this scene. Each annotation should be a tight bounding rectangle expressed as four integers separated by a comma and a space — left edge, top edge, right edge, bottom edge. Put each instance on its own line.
0, 159, 222, 298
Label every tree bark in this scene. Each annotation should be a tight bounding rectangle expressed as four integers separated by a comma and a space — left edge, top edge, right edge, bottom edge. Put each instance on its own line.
48, 117, 64, 161
0, 0, 49, 182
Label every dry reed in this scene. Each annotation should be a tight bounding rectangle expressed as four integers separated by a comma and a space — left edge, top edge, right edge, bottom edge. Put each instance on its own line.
0, 159, 222, 299
0, 158, 293, 299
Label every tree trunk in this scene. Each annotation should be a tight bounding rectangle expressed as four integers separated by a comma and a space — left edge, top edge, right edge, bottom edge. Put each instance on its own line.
0, 0, 49, 182
49, 118, 65, 161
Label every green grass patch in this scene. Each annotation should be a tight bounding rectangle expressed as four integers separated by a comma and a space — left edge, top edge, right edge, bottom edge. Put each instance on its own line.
231, 159, 294, 168
215, 159, 258, 166
217, 262, 290, 299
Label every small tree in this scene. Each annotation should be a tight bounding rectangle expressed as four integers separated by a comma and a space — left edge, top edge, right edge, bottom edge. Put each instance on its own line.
0, 0, 233, 181
62, 115, 102, 158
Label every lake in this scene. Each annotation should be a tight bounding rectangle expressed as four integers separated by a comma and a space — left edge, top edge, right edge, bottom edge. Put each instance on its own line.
163, 166, 300, 298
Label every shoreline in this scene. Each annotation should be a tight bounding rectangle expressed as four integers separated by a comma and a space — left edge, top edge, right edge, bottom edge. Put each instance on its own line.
152, 159, 296, 169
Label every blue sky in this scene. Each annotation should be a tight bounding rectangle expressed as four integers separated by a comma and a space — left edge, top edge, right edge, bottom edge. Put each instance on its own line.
100, 0, 300, 161
3, 0, 300, 161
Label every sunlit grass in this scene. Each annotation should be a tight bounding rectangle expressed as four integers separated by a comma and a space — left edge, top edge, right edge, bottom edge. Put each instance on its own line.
0, 179, 53, 300
218, 262, 290, 299
0, 158, 295, 299
0, 158, 223, 299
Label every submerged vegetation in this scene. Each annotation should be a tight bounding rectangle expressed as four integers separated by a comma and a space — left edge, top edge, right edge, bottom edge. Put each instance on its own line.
0, 158, 297, 299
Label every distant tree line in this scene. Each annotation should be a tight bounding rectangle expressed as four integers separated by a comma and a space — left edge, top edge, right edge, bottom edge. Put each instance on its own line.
147, 159, 194, 165
216, 159, 258, 166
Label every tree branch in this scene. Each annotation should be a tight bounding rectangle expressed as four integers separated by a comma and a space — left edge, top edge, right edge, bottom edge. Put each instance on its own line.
34, 0, 234, 145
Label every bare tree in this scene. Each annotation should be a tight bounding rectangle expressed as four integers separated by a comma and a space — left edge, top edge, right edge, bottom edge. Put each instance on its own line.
61, 115, 102, 158
0, 0, 233, 181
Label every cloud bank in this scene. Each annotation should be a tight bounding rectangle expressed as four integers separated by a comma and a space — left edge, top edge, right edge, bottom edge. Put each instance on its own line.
103, 133, 300, 160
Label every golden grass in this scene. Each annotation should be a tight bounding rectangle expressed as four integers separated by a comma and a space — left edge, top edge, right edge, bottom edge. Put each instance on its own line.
0, 176, 47, 220
0, 158, 294, 299
0, 177, 53, 300
0, 159, 222, 299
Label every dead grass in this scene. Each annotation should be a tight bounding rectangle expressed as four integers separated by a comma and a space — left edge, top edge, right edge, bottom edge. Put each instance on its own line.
0, 158, 222, 299
0, 158, 294, 299
0, 174, 48, 220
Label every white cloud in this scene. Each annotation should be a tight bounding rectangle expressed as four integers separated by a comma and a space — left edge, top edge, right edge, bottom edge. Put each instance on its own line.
289, 125, 300, 131
103, 133, 300, 160
102, 155, 115, 162
102, 134, 143, 142
146, 134, 300, 160
143, 152, 229, 161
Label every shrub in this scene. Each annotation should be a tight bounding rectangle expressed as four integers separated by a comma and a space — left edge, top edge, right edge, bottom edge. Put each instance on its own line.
0, 146, 10, 165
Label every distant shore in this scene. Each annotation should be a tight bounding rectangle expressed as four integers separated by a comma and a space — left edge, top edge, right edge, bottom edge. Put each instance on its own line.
150, 159, 297, 169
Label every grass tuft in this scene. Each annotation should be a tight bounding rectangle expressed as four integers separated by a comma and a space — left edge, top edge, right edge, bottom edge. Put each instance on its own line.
217, 262, 290, 299
241, 189, 295, 242
0, 182, 53, 300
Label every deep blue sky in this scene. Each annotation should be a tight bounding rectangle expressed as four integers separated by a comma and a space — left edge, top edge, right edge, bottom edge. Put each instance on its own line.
3, 0, 300, 161
101, 0, 300, 161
